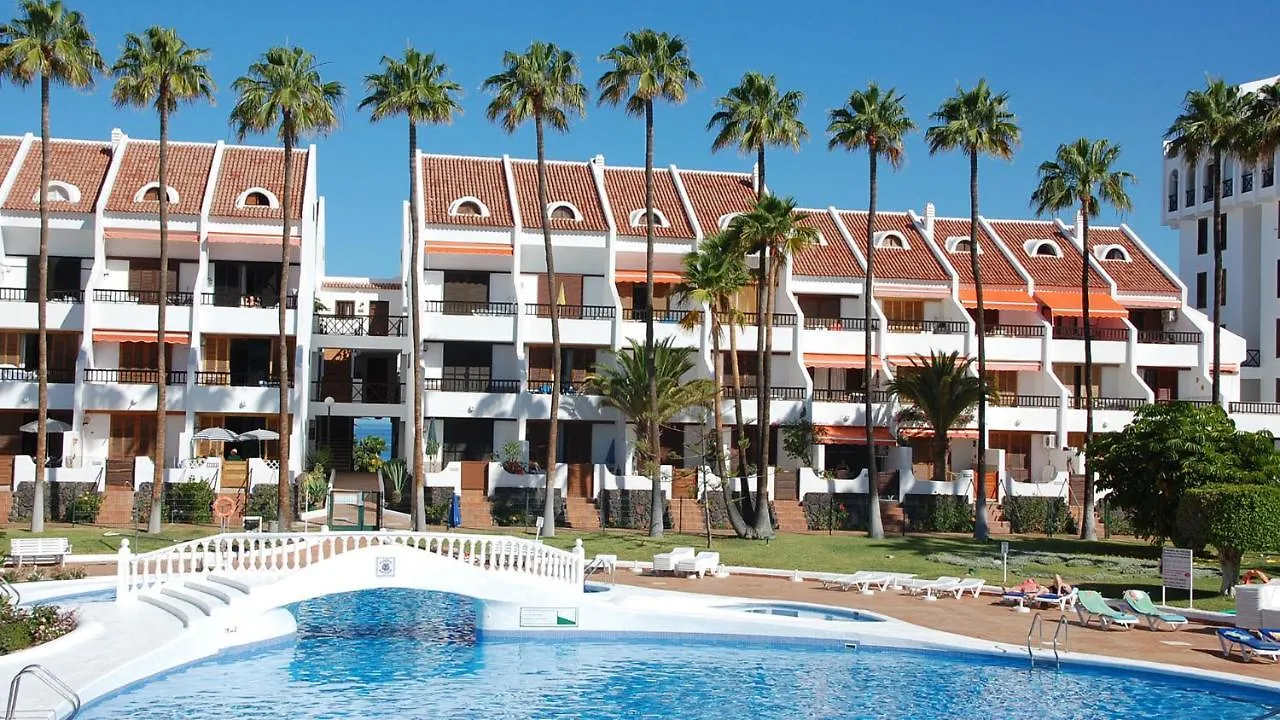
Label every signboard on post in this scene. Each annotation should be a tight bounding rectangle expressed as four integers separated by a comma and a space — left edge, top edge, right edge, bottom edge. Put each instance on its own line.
1161, 547, 1194, 608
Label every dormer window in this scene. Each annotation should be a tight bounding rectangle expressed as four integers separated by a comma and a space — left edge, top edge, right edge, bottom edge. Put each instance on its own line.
33, 180, 81, 204
717, 212, 743, 230
628, 207, 670, 229
874, 231, 908, 249
1025, 239, 1062, 258
448, 196, 490, 217
133, 182, 179, 204
815, 231, 828, 246
1096, 244, 1130, 262
547, 201, 582, 221
945, 236, 979, 254
235, 187, 279, 209
143, 187, 161, 201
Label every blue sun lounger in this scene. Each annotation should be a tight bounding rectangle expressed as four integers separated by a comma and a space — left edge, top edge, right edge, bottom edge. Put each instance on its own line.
1218, 628, 1280, 663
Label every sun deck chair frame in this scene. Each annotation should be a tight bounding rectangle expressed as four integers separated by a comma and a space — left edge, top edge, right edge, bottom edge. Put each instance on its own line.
1122, 589, 1188, 631
903, 577, 963, 599
1218, 628, 1280, 663
675, 551, 720, 578
1074, 590, 1138, 630
652, 547, 696, 575
1030, 588, 1078, 612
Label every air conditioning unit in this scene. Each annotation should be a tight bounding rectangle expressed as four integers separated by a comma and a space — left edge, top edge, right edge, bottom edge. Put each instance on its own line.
1042, 434, 1057, 449
1161, 309, 1178, 323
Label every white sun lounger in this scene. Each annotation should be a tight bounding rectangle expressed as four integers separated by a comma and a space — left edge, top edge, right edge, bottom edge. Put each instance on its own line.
903, 576, 964, 599
821, 571, 916, 592
652, 547, 695, 574
675, 551, 721, 578
954, 578, 986, 598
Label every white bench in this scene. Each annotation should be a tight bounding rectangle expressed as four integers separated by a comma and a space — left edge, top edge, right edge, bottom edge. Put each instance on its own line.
9, 537, 72, 566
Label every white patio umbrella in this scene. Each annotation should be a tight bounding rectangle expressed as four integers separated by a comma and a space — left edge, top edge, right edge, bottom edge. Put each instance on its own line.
193, 427, 239, 443
20, 418, 72, 433
237, 428, 280, 442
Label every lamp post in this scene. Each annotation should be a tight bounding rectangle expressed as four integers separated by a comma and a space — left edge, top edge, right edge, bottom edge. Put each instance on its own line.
324, 396, 335, 452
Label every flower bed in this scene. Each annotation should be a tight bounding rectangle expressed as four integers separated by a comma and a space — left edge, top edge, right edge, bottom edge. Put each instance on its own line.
0, 600, 77, 655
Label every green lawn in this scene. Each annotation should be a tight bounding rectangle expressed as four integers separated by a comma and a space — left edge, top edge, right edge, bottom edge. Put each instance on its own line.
0, 524, 215, 555
512, 529, 1258, 612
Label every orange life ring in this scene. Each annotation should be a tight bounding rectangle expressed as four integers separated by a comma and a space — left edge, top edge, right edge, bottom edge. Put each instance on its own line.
1242, 569, 1271, 585
213, 496, 235, 520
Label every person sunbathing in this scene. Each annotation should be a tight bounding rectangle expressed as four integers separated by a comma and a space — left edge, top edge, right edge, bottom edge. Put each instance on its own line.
1048, 574, 1073, 595
1003, 578, 1048, 596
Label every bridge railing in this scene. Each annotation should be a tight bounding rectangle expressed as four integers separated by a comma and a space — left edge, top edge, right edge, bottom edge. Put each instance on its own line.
115, 531, 585, 600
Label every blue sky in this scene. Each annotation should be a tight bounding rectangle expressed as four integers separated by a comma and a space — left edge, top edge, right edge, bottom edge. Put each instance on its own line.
1, 0, 1277, 278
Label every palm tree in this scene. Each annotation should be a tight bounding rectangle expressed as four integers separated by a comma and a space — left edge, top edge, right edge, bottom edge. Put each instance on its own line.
723, 195, 818, 537
0, 0, 102, 533
111, 26, 214, 535
360, 48, 462, 531
230, 46, 344, 528
675, 232, 752, 537
707, 72, 807, 529
924, 80, 1020, 541
889, 351, 996, 483
1165, 78, 1253, 405
826, 82, 916, 540
598, 29, 700, 538
1031, 138, 1134, 541
483, 42, 586, 539
585, 338, 716, 518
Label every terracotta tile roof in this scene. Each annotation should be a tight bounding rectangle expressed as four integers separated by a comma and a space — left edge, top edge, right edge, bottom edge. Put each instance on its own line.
421, 155, 513, 228
792, 209, 863, 278
601, 167, 694, 239
986, 220, 1106, 289
2, 140, 113, 213
105, 141, 215, 215
932, 218, 1026, 288
510, 160, 607, 232
209, 146, 307, 220
321, 279, 401, 290
836, 211, 949, 283
0, 138, 21, 185
1084, 226, 1181, 296
675, 169, 757, 236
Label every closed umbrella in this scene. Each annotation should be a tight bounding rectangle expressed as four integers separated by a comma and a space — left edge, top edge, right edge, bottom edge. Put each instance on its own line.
604, 438, 617, 473
449, 493, 462, 529
20, 418, 72, 434
425, 418, 437, 448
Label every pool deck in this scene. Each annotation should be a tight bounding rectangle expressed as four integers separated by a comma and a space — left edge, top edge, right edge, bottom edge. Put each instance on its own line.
611, 569, 1278, 681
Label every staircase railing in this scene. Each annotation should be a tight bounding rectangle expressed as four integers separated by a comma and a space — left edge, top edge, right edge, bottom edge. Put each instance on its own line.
5, 664, 81, 720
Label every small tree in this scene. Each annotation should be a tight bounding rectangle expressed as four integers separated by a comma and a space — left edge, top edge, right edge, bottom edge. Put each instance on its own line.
353, 436, 387, 473
1178, 485, 1280, 595
781, 412, 824, 467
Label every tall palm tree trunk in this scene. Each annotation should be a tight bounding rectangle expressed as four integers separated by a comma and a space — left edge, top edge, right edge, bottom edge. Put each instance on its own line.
1079, 207, 1097, 541
752, 144, 772, 538
864, 151, 884, 539
644, 101, 663, 537
932, 434, 948, 483
276, 126, 294, 529
1211, 150, 1223, 405
535, 113, 560, 538
713, 325, 749, 536
969, 151, 989, 541
408, 121, 426, 530
149, 101, 171, 534
32, 75, 51, 534
724, 299, 755, 528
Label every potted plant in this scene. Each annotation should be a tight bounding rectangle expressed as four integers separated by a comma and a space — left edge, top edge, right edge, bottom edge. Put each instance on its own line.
382, 458, 408, 508
500, 440, 527, 475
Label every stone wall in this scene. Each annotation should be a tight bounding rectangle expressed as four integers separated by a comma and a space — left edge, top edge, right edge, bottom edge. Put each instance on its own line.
489, 487, 565, 527
9, 481, 100, 523
598, 490, 671, 530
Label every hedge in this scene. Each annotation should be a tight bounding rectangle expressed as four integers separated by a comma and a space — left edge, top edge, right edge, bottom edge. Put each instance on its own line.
1002, 497, 1076, 535
902, 495, 974, 533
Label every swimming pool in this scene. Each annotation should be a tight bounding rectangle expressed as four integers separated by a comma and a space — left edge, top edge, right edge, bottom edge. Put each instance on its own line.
717, 601, 882, 622
73, 588, 1279, 719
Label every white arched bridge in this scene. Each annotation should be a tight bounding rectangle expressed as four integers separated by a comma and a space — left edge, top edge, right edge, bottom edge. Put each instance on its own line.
114, 531, 587, 637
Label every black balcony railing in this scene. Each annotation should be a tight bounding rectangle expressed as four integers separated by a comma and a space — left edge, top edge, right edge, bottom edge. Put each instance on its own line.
1156, 398, 1214, 407
811, 388, 891, 403
723, 386, 806, 400
94, 288, 194, 305
984, 324, 1045, 338
1185, 188, 1196, 206
526, 379, 598, 395
803, 316, 879, 332
1223, 178, 1234, 197
1136, 329, 1202, 345
0, 366, 74, 382
886, 318, 968, 334
424, 377, 520, 393
312, 380, 402, 403
525, 304, 615, 320
991, 394, 1060, 408
1202, 183, 1212, 202
622, 308, 686, 323
1264, 167, 1275, 188
1167, 193, 1177, 212
1053, 326, 1129, 341
313, 314, 408, 337
194, 371, 292, 388
201, 292, 298, 309
84, 368, 187, 384
1229, 401, 1280, 414
423, 300, 518, 316
1244, 349, 1262, 368
1072, 396, 1146, 410
1243, 172, 1254, 193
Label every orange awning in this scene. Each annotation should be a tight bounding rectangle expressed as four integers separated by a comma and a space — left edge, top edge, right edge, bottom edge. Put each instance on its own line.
805, 354, 880, 369
94, 330, 190, 345
103, 229, 198, 242
900, 427, 979, 439
1033, 290, 1128, 318
207, 232, 300, 246
959, 287, 1037, 311
983, 361, 1041, 372
424, 241, 513, 256
615, 269, 683, 284
816, 425, 895, 445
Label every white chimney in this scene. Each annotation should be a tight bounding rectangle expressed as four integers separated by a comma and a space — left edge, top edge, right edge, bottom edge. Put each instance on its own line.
924, 202, 936, 235
1074, 210, 1085, 243
752, 161, 760, 194
590, 154, 605, 166
110, 128, 125, 146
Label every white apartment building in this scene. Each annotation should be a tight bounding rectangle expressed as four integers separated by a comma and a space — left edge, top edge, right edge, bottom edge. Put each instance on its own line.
0, 129, 322, 493
1165, 74, 1280, 406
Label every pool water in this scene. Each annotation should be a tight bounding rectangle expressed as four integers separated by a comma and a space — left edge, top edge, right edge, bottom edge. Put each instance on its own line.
78, 589, 1279, 720
720, 601, 881, 622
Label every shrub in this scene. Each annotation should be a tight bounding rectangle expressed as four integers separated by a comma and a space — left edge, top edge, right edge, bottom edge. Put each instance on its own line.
248, 485, 279, 522
1003, 497, 1075, 535
300, 470, 329, 512
67, 491, 102, 524
489, 488, 565, 527
903, 495, 974, 533
1179, 484, 1280, 594
165, 483, 216, 524
802, 493, 869, 532
0, 599, 76, 655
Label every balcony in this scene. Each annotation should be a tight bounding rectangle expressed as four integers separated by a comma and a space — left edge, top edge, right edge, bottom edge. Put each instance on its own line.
313, 314, 408, 337
713, 311, 798, 327
1229, 401, 1280, 414
525, 304, 614, 320
812, 388, 891, 403
528, 379, 599, 395
194, 371, 292, 388
803, 316, 878, 332
621, 308, 686, 323
984, 324, 1044, 338
1244, 349, 1261, 368
94, 289, 193, 306
424, 378, 520, 393
0, 367, 74, 382
1265, 167, 1275, 188
1223, 178, 1234, 198
1185, 188, 1196, 207
1071, 396, 1146, 410
201, 292, 298, 310
1053, 326, 1128, 342
1243, 172, 1254, 193
1167, 193, 1177, 212
885, 319, 968, 334
1202, 183, 1212, 203
1135, 329, 1201, 345
423, 300, 517, 316
724, 386, 806, 400
1155, 398, 1214, 407
84, 368, 187, 384
991, 394, 1060, 408
312, 380, 402, 403
0, 287, 83, 303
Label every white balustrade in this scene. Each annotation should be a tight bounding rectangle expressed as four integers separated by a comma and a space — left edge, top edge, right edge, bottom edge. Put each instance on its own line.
116, 531, 585, 600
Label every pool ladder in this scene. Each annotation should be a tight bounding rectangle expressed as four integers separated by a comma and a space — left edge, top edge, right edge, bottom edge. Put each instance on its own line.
1026, 612, 1069, 669
5, 664, 81, 720
0, 576, 19, 607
